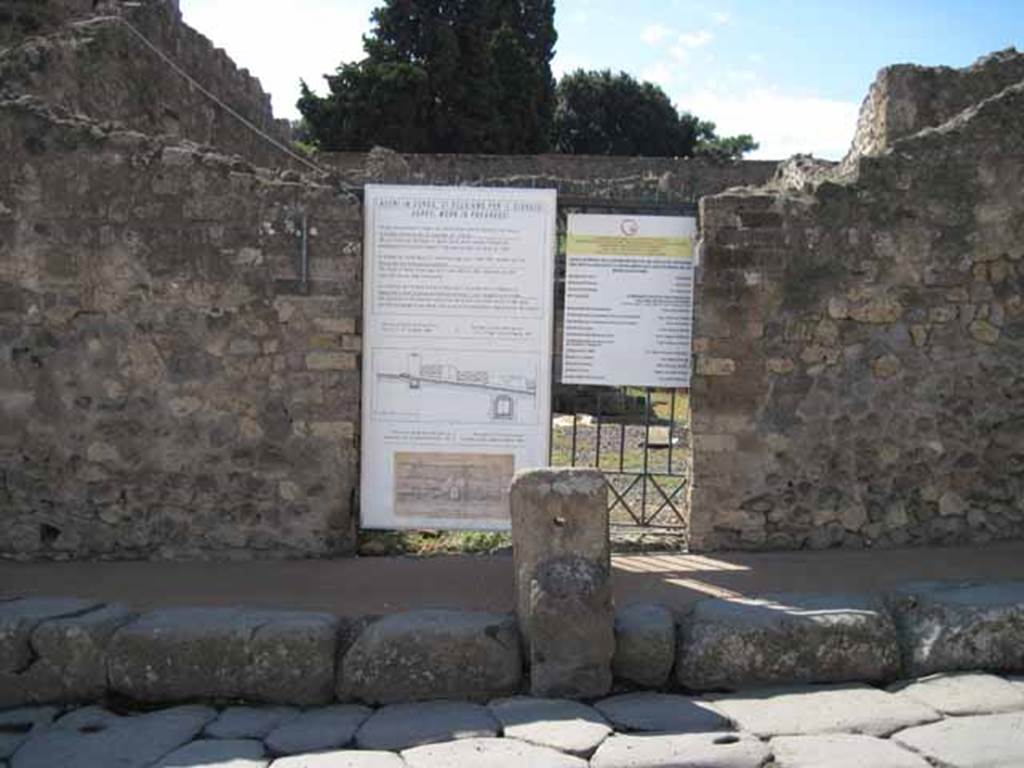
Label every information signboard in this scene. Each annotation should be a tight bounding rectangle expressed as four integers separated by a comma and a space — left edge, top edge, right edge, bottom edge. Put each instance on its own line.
561, 213, 697, 388
361, 185, 557, 531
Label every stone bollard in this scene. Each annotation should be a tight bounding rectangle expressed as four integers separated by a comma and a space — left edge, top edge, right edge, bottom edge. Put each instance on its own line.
510, 468, 614, 698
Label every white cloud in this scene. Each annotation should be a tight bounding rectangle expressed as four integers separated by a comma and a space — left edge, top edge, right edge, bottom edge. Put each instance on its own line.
711, 12, 731, 25
677, 30, 714, 49
642, 62, 675, 88
642, 23, 675, 46
675, 87, 860, 160
178, 0, 377, 120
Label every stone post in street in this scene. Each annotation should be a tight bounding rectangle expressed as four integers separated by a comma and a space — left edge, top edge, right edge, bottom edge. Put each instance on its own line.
509, 468, 614, 698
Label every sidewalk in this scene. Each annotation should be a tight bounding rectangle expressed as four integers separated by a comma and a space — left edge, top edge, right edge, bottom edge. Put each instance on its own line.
2, 541, 1022, 615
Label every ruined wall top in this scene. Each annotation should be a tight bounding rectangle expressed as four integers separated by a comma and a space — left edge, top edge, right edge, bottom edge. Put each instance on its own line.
843, 47, 1024, 170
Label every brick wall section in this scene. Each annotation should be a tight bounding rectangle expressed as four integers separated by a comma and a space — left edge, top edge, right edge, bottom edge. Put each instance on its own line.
690, 78, 1024, 550
0, 98, 361, 560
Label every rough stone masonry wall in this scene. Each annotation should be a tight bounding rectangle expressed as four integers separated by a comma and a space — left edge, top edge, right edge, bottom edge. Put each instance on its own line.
0, 98, 362, 560
689, 52, 1024, 550
0, 0, 292, 168
0, 9, 777, 563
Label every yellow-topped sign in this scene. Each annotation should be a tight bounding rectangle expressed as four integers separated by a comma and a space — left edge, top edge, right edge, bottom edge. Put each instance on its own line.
566, 233, 694, 258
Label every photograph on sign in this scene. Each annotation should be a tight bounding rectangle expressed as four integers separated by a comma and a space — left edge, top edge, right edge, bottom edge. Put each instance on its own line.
561, 213, 696, 388
361, 185, 557, 531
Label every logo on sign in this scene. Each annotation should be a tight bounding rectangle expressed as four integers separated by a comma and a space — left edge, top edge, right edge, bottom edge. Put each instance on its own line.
620, 218, 640, 236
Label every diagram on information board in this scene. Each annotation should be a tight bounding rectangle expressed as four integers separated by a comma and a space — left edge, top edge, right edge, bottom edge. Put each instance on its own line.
372, 348, 539, 425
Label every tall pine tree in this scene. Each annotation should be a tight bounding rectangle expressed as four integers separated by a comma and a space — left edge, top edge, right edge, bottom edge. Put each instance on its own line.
298, 0, 556, 154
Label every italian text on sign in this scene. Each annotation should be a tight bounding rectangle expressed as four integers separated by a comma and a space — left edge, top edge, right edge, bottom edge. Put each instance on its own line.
361, 185, 557, 531
562, 214, 697, 388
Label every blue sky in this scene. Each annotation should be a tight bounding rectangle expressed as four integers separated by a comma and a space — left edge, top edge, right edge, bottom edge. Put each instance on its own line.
179, 0, 1021, 160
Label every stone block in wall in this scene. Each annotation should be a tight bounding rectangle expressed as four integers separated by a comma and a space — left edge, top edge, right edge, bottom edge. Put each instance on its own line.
107, 607, 339, 705
0, 599, 134, 707
612, 603, 676, 689
529, 556, 614, 699
509, 468, 610, 642
675, 593, 901, 691
889, 581, 1024, 677
338, 610, 522, 704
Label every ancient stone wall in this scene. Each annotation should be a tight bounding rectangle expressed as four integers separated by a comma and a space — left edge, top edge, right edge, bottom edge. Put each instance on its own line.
0, 0, 292, 167
325, 149, 777, 203
689, 53, 1024, 550
0, 97, 362, 560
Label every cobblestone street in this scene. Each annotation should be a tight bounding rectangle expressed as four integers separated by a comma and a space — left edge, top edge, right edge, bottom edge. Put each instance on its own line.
4, 673, 1024, 767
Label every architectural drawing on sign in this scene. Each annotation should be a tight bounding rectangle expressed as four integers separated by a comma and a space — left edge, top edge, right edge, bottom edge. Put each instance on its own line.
373, 349, 540, 425
394, 452, 515, 520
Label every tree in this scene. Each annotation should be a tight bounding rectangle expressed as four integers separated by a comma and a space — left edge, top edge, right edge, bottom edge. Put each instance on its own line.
553, 69, 757, 159
298, 0, 556, 154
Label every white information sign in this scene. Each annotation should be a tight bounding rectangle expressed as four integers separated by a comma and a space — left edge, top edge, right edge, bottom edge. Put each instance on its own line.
561, 213, 697, 388
361, 185, 557, 531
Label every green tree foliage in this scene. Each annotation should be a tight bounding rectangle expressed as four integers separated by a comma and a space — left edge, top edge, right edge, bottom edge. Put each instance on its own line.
298, 0, 556, 154
554, 69, 757, 159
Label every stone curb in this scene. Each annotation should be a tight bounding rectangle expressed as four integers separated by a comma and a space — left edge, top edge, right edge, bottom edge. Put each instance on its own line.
1, 580, 1022, 707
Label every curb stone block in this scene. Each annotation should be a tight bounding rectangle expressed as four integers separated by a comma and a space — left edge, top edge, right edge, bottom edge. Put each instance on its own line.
0, 598, 102, 673
0, 603, 134, 707
676, 592, 901, 690
339, 610, 522, 704
612, 603, 675, 688
107, 607, 339, 705
246, 611, 339, 705
889, 581, 1024, 676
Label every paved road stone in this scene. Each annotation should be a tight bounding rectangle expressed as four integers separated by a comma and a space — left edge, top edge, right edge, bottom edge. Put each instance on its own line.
0, 708, 57, 760
889, 672, 1024, 715
892, 712, 1024, 768
770, 734, 931, 767
706, 684, 940, 738
205, 707, 300, 739
590, 732, 770, 768
489, 696, 611, 757
11, 705, 215, 768
264, 706, 371, 756
594, 692, 732, 733
401, 736, 587, 767
354, 701, 498, 751
153, 738, 268, 767
270, 752, 407, 767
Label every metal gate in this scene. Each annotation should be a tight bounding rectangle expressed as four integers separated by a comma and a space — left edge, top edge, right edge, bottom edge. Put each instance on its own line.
548, 197, 696, 534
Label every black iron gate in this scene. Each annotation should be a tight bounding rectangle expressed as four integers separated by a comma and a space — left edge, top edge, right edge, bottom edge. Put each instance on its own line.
548, 198, 696, 534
